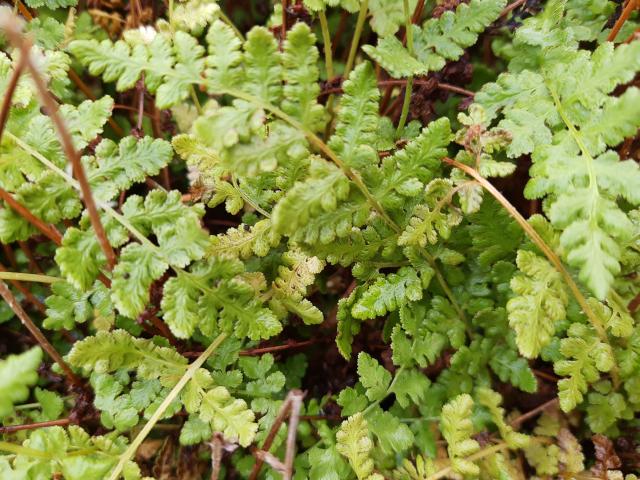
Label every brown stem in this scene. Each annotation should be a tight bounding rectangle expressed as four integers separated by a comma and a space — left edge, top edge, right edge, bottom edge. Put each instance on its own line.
0, 280, 82, 387
248, 392, 295, 480
509, 398, 559, 427
0, 188, 62, 245
444, 157, 620, 387
0, 54, 26, 140
331, 11, 349, 56
182, 339, 322, 358
608, 0, 638, 42
629, 291, 640, 313
283, 390, 304, 480
209, 433, 224, 480
2, 244, 17, 269
2, 25, 117, 270
500, 0, 526, 17
0, 417, 70, 434
136, 75, 145, 132
14, 0, 33, 21
0, 262, 46, 314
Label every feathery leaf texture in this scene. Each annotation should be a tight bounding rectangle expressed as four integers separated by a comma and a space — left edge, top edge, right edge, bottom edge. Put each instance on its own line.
507, 250, 568, 358
364, 0, 507, 78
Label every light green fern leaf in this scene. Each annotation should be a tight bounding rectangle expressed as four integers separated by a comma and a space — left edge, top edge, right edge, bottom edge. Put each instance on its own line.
441, 393, 481, 477
507, 250, 568, 358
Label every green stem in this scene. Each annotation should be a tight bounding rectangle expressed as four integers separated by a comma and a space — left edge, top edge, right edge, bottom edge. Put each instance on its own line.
425, 442, 508, 480
220, 87, 398, 232
344, 0, 368, 79
107, 333, 227, 480
445, 157, 620, 388
319, 9, 338, 137
396, 0, 414, 135
168, 0, 174, 31
232, 175, 271, 218
318, 10, 334, 80
0, 440, 51, 459
218, 9, 245, 41
0, 272, 61, 283
190, 86, 203, 115
363, 366, 405, 416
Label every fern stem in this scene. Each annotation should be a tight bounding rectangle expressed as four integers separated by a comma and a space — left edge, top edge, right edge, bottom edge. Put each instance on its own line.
220, 87, 399, 232
425, 442, 509, 480
607, 0, 638, 41
232, 175, 271, 218
444, 157, 620, 388
190, 85, 204, 115
10, 129, 244, 324
2, 24, 117, 271
219, 10, 245, 41
344, 0, 368, 79
362, 366, 405, 416
107, 333, 228, 480
396, 0, 414, 135
0, 440, 52, 459
0, 186, 63, 245
0, 272, 61, 283
318, 10, 334, 80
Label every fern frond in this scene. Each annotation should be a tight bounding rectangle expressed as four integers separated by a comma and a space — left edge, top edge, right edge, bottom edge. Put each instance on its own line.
441, 393, 481, 477
0, 347, 42, 419
554, 322, 615, 411
364, 0, 506, 78
507, 250, 569, 358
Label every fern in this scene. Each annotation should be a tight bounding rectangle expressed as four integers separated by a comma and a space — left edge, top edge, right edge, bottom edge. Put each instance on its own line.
554, 323, 615, 411
68, 330, 258, 446
0, 347, 42, 419
364, 0, 507, 78
507, 250, 569, 358
0, 425, 144, 480
441, 394, 481, 477
476, 11, 640, 298
336, 413, 383, 480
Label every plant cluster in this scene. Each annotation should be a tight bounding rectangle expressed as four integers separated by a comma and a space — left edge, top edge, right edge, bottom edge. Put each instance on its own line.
0, 0, 639, 478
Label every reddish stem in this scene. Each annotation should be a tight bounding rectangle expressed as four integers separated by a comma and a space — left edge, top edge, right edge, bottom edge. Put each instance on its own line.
0, 188, 62, 245
4, 27, 117, 270
0, 280, 82, 387
608, 0, 638, 42
500, 0, 526, 17
0, 417, 70, 434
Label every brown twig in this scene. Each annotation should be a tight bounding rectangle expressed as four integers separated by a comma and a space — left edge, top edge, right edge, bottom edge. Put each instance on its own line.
0, 280, 82, 387
209, 433, 224, 480
321, 79, 474, 99
14, 0, 33, 21
608, 0, 638, 42
248, 391, 298, 480
0, 188, 62, 245
2, 244, 17, 269
0, 417, 70, 434
283, 390, 304, 479
2, 22, 117, 270
0, 54, 26, 139
510, 398, 559, 427
183, 339, 323, 358
500, 0, 526, 18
